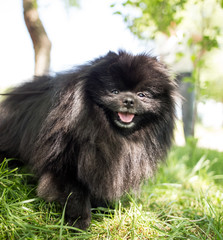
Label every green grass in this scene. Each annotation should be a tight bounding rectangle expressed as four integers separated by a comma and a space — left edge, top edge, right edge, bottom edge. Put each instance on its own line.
0, 142, 223, 239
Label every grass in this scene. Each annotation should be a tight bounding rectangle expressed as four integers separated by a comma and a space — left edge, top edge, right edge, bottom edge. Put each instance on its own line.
0, 141, 223, 239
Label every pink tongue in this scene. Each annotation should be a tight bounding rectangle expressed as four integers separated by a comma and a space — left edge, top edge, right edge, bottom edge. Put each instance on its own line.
118, 112, 135, 123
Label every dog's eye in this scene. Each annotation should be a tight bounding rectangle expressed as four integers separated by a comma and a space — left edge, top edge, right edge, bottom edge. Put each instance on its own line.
111, 89, 119, 94
137, 92, 146, 98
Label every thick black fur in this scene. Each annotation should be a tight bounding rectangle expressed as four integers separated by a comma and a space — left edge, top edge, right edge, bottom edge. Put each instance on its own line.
0, 50, 177, 229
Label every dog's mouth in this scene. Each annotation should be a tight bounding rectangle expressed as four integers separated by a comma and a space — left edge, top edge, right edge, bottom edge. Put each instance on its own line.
118, 112, 135, 123
114, 112, 135, 128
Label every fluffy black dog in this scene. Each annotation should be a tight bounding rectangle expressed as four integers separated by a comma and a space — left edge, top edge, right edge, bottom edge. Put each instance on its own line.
0, 50, 177, 229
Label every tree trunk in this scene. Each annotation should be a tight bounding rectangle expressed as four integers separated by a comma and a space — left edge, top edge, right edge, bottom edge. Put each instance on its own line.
178, 72, 196, 139
23, 0, 51, 76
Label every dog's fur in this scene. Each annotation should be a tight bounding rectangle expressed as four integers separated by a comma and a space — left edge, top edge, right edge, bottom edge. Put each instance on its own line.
0, 51, 177, 229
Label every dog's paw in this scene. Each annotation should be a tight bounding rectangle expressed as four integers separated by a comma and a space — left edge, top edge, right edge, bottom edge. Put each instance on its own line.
67, 216, 91, 230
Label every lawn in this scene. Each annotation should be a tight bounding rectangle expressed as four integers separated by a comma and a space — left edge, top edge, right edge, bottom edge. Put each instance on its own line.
0, 141, 223, 239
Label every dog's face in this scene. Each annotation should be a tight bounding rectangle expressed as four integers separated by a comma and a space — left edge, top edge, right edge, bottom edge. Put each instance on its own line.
86, 51, 176, 133
100, 87, 162, 131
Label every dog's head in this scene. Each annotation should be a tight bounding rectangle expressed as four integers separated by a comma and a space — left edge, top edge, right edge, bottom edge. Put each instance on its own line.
85, 50, 177, 133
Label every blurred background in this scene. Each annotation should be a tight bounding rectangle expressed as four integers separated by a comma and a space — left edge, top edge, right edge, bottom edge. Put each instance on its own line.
0, 0, 223, 152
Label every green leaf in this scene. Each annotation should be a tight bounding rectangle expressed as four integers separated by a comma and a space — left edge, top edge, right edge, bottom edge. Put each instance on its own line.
114, 11, 122, 15
68, 0, 79, 7
191, 54, 196, 63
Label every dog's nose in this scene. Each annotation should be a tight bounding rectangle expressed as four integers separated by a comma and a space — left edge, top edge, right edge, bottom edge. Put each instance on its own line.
123, 97, 134, 108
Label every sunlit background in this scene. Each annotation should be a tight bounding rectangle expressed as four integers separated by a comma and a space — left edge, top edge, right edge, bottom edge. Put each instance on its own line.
0, 0, 223, 151
0, 0, 148, 87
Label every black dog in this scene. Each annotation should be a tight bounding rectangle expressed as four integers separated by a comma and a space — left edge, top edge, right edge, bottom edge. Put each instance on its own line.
0, 51, 177, 229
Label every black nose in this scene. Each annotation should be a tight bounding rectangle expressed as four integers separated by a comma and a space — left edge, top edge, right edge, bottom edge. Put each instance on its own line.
123, 97, 134, 108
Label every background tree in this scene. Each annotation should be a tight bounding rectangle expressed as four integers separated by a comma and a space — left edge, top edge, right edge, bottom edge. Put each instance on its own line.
23, 0, 51, 76
112, 0, 223, 139
23, 0, 79, 76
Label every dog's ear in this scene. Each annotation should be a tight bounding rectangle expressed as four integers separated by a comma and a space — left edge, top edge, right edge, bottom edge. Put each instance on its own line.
106, 51, 118, 58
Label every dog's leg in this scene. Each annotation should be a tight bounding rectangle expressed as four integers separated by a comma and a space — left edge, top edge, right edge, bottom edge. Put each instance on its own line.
37, 172, 91, 230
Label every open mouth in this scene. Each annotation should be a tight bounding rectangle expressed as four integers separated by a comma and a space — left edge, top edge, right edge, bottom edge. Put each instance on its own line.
114, 112, 135, 128
118, 112, 135, 123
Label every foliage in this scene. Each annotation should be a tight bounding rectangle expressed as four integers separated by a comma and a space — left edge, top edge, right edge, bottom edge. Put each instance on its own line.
112, 0, 223, 103
1, 143, 223, 239
64, 0, 79, 7
113, 0, 187, 38
203, 78, 223, 102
